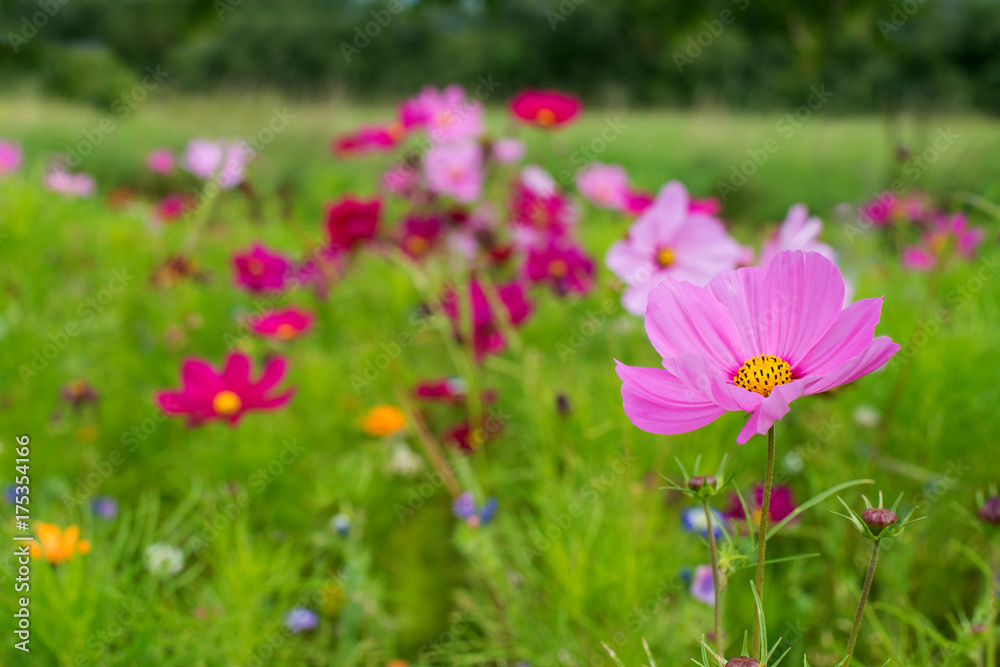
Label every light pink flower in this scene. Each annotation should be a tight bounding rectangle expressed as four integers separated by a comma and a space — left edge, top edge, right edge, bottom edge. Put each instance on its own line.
492, 138, 525, 164
0, 140, 24, 177
902, 211, 985, 272
425, 140, 483, 203
616, 251, 899, 444
758, 204, 837, 268
146, 149, 175, 175
182, 139, 249, 188
605, 181, 743, 315
576, 163, 629, 210
43, 167, 95, 198
416, 85, 484, 144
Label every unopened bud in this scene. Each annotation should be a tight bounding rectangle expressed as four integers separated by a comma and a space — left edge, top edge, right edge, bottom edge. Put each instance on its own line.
978, 497, 1000, 525
725, 657, 759, 667
688, 475, 717, 492
862, 507, 898, 535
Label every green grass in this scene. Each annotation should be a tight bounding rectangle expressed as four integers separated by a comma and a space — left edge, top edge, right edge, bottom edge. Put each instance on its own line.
1, 93, 1000, 666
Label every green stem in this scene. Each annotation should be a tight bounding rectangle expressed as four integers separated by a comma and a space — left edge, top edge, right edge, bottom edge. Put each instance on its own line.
987, 541, 998, 667
843, 540, 881, 667
751, 425, 776, 661
702, 498, 724, 658
462, 280, 483, 442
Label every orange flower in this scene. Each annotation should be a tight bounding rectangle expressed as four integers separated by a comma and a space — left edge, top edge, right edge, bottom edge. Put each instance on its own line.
362, 405, 406, 437
29, 523, 91, 564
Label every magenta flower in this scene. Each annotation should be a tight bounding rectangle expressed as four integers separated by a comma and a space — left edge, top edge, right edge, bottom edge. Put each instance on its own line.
511, 166, 577, 242
616, 251, 900, 444
413, 377, 468, 405
728, 484, 798, 524
0, 139, 24, 177
524, 237, 596, 296
146, 148, 175, 175
250, 308, 314, 340
576, 163, 629, 210
154, 194, 191, 223
332, 123, 404, 158
43, 167, 96, 198
605, 180, 743, 315
492, 138, 525, 164
425, 140, 483, 203
156, 353, 294, 426
443, 279, 533, 360
233, 245, 292, 293
757, 204, 836, 268
400, 214, 444, 259
326, 197, 381, 252
903, 211, 985, 272
689, 197, 722, 216
623, 190, 654, 214
510, 89, 582, 128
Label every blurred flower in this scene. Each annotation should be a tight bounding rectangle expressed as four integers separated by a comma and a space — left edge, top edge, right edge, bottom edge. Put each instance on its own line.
425, 140, 483, 203
233, 244, 292, 293
181, 138, 248, 188
523, 237, 595, 296
285, 607, 319, 633
453, 492, 498, 527
616, 251, 899, 444
44, 167, 95, 197
442, 279, 533, 360
689, 196, 723, 216
0, 139, 23, 177
326, 196, 381, 253
492, 138, 525, 164
444, 419, 501, 453
383, 164, 419, 196
155, 352, 295, 426
413, 377, 467, 405
416, 85, 484, 143
510, 89, 581, 128
902, 211, 985, 272
30, 523, 90, 564
757, 204, 837, 268
681, 506, 728, 539
728, 485, 798, 525
91, 496, 119, 520
623, 189, 654, 214
146, 148, 175, 175
511, 168, 577, 243
576, 163, 629, 210
386, 441, 425, 477
362, 405, 407, 437
144, 542, 184, 578
400, 214, 444, 259
332, 123, 405, 158
690, 564, 715, 606
155, 193, 192, 223
979, 497, 1000, 525
60, 379, 99, 409
250, 308, 314, 341
852, 404, 881, 429
605, 180, 743, 315
329, 513, 351, 536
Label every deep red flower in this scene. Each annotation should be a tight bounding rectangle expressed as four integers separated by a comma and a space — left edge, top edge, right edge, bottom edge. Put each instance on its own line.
728, 485, 798, 524
444, 419, 502, 453
524, 237, 595, 296
400, 214, 444, 259
156, 353, 295, 426
414, 378, 468, 405
443, 279, 533, 360
510, 89, 581, 128
326, 197, 381, 252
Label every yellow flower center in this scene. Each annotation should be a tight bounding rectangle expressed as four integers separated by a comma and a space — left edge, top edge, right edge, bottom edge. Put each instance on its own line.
535, 108, 556, 125
656, 247, 675, 267
548, 259, 568, 277
275, 323, 297, 340
247, 259, 265, 276
733, 354, 793, 397
212, 390, 243, 416
406, 236, 429, 256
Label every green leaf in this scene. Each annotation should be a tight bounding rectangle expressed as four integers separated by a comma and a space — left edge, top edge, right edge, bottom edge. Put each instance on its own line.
767, 479, 873, 540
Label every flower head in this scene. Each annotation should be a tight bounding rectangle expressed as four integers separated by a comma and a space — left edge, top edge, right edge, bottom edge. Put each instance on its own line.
757, 204, 836, 268
453, 492, 499, 527
0, 139, 24, 177
326, 196, 381, 252
510, 89, 581, 128
979, 497, 1000, 525
144, 542, 184, 577
329, 513, 351, 536
728, 485, 798, 524
492, 138, 525, 164
285, 608, 319, 633
425, 140, 483, 203
250, 308, 314, 341
155, 353, 294, 426
146, 148, 175, 175
233, 245, 292, 293
413, 85, 485, 143
413, 377, 467, 405
30, 523, 90, 563
155, 193, 192, 223
902, 211, 985, 272
523, 237, 596, 296
182, 139, 248, 188
400, 214, 444, 259
681, 506, 728, 539
91, 496, 119, 520
616, 251, 900, 444
834, 492, 923, 541
44, 167, 95, 197
511, 167, 577, 242
690, 564, 715, 606
605, 181, 744, 315
576, 163, 629, 210
332, 123, 405, 158
443, 279, 533, 360
362, 405, 407, 437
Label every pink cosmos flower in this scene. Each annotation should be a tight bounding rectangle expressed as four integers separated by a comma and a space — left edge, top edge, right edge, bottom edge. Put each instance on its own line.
492, 138, 525, 164
382, 164, 419, 197
576, 163, 629, 210
250, 308, 314, 340
155, 194, 191, 223
524, 237, 596, 296
616, 251, 900, 444
233, 245, 292, 293
400, 214, 444, 259
728, 484, 798, 524
410, 85, 484, 144
332, 123, 405, 158
182, 139, 248, 188
902, 211, 985, 272
757, 204, 837, 268
425, 140, 483, 203
0, 139, 24, 177
623, 190, 654, 214
510, 89, 581, 128
605, 181, 743, 315
155, 353, 294, 426
511, 166, 576, 241
146, 149, 175, 175
443, 279, 533, 360
326, 197, 381, 252
43, 167, 96, 197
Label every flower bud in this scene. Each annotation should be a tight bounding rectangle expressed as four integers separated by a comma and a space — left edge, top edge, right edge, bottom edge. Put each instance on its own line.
862, 507, 898, 535
978, 497, 1000, 525
688, 475, 717, 492
725, 658, 759, 667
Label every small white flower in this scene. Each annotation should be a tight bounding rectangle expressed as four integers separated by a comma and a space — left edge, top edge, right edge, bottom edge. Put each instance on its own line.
386, 441, 425, 477
853, 404, 881, 429
144, 542, 184, 578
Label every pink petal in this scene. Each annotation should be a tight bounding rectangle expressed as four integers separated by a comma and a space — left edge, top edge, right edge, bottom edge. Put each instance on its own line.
803, 337, 900, 396
223, 353, 252, 389
797, 298, 884, 376
616, 361, 727, 434
644, 279, 745, 373
736, 380, 807, 444
181, 359, 224, 396
707, 266, 768, 358
605, 239, 655, 284
662, 354, 763, 413
254, 356, 289, 395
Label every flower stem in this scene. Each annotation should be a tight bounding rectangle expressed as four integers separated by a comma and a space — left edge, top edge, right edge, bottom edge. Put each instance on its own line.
751, 425, 776, 660
843, 539, 881, 667
987, 541, 998, 667
702, 498, 724, 657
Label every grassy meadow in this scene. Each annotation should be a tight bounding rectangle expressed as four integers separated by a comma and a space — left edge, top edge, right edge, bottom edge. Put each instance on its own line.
1, 93, 1000, 666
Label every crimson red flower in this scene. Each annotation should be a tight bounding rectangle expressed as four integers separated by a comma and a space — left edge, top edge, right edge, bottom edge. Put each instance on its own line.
331, 123, 405, 158
326, 197, 381, 252
524, 238, 595, 296
233, 245, 292, 293
250, 308, 314, 341
155, 353, 294, 426
443, 279, 533, 360
510, 89, 581, 128
400, 214, 444, 259
444, 419, 501, 453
